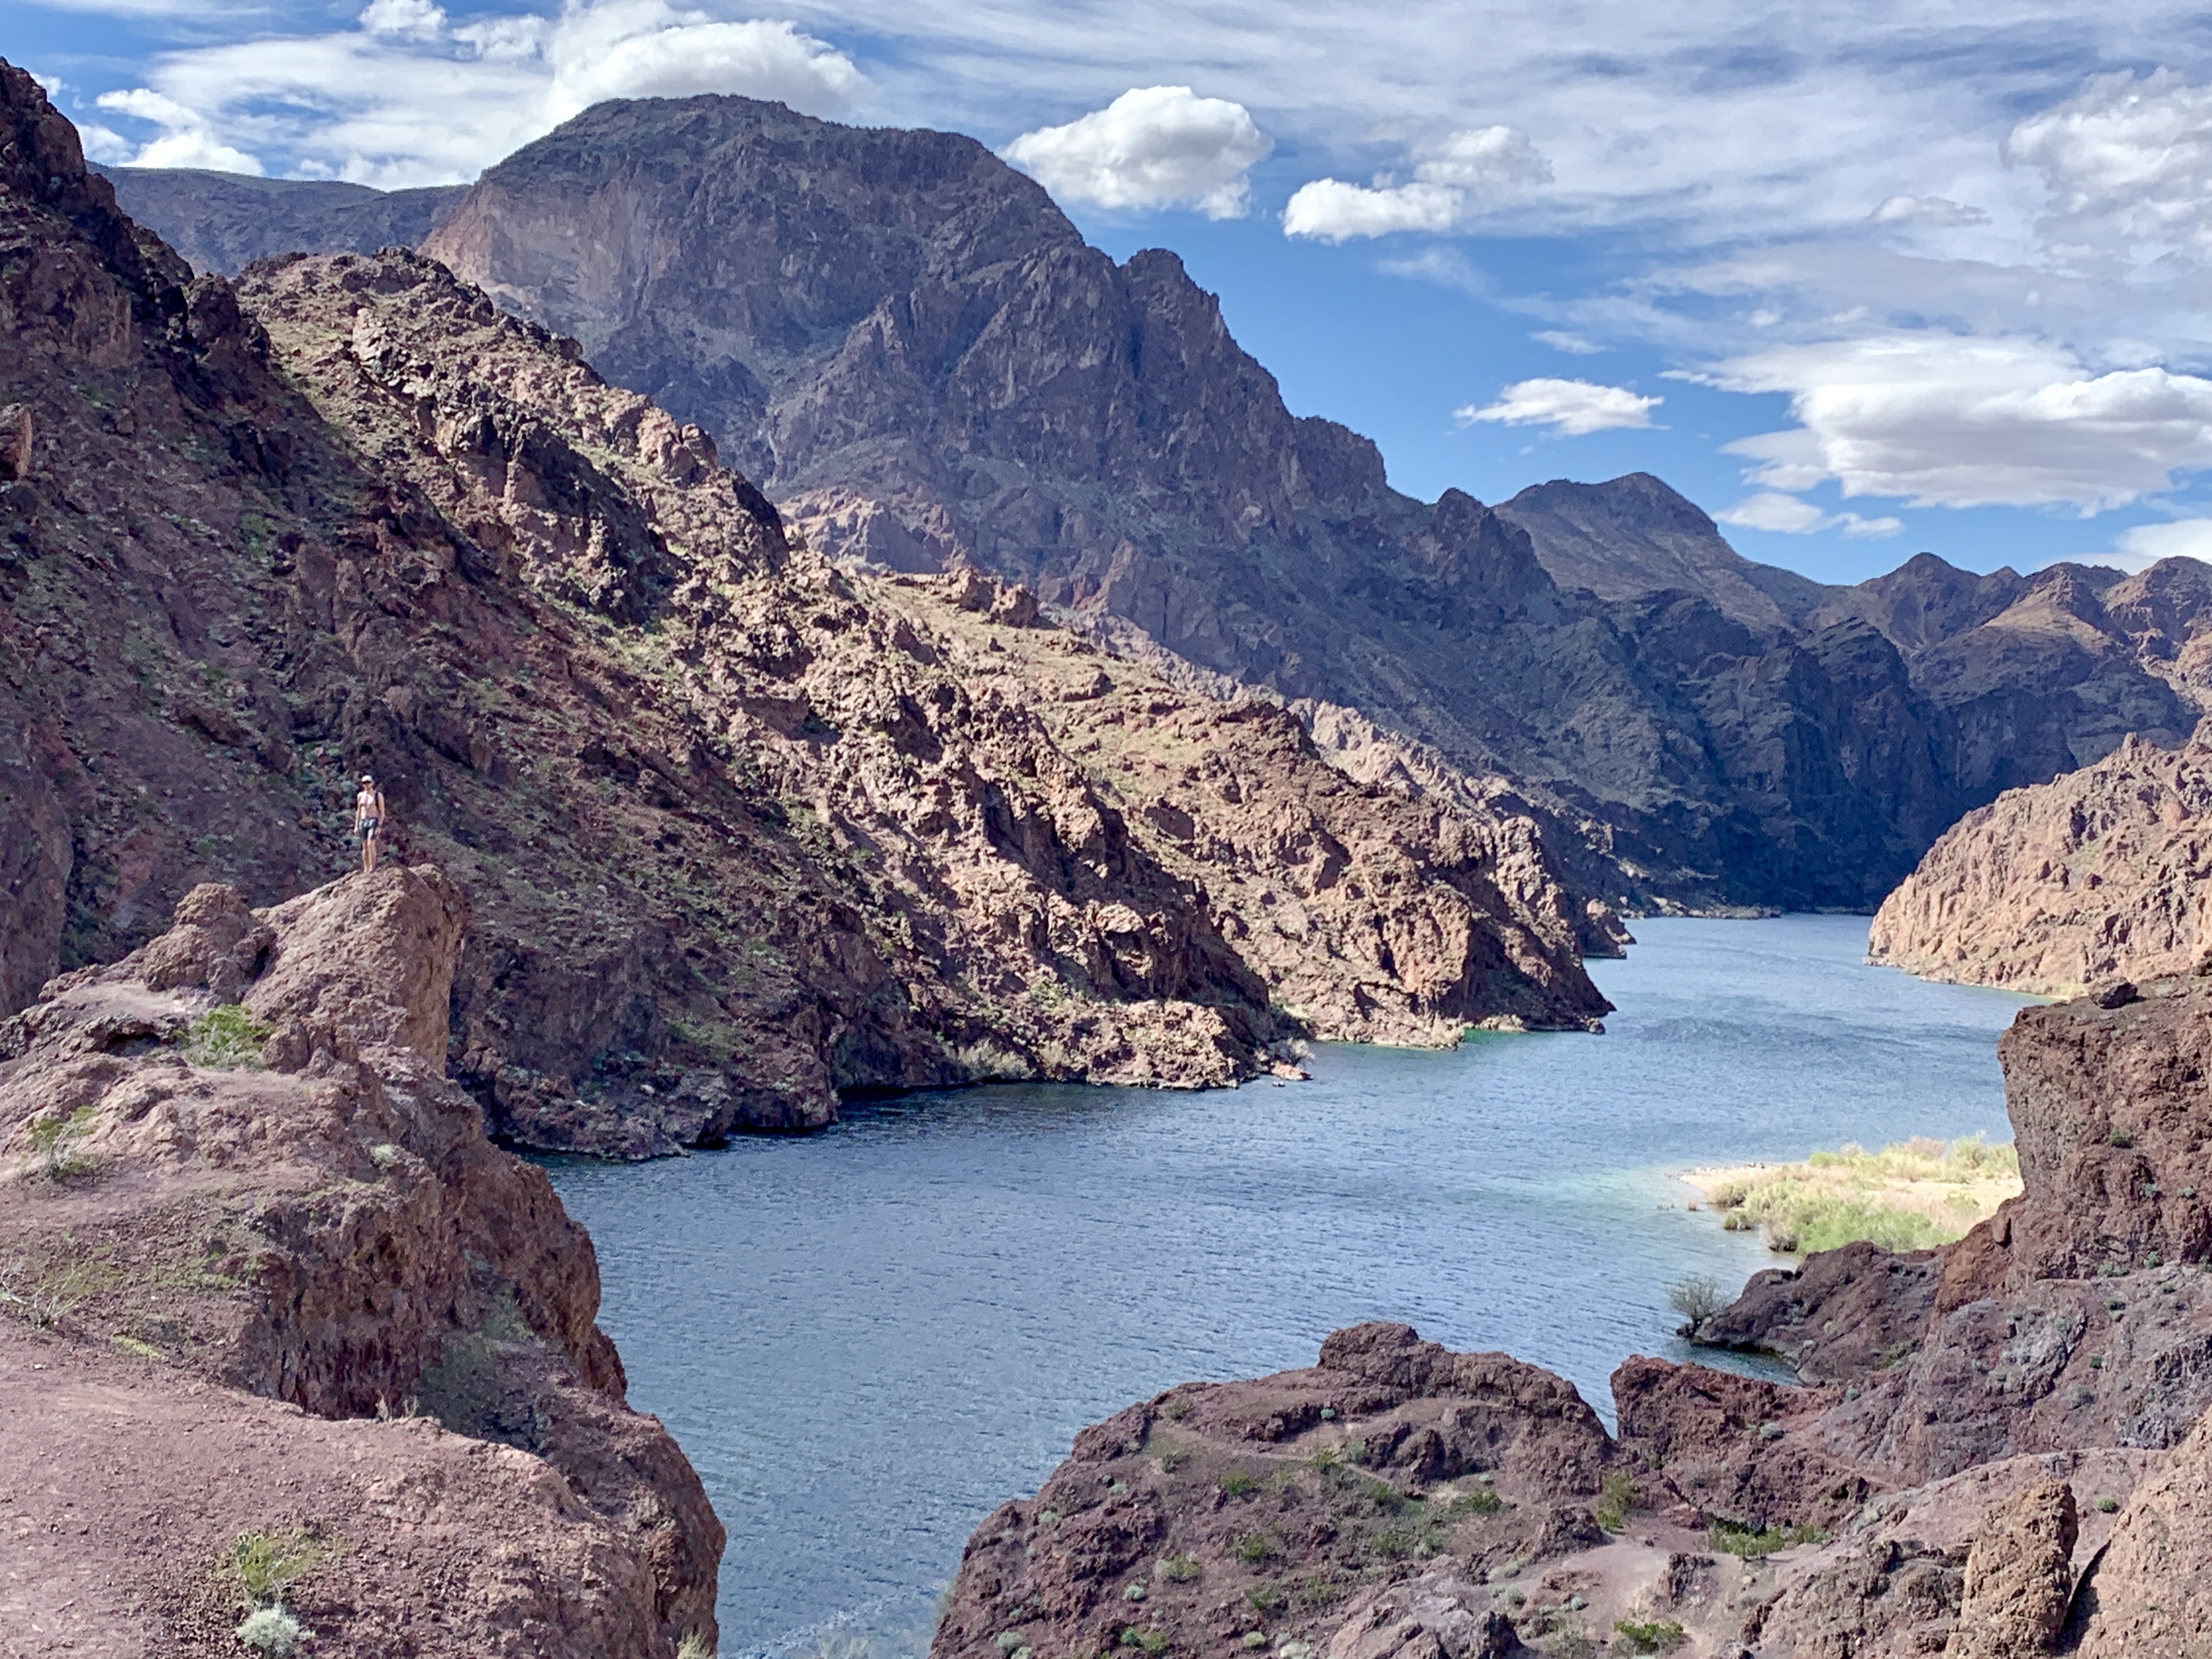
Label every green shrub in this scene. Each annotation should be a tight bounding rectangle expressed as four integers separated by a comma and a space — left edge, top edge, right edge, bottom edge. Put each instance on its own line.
1707, 1520, 1824, 1558
1595, 1472, 1638, 1533
1220, 1469, 1258, 1497
25, 1105, 99, 1181
1437, 1487, 1503, 1519
1246, 1585, 1283, 1613
1155, 1554, 1200, 1583
2095, 1496, 2120, 1514
1612, 1619, 1686, 1654
227, 1527, 328, 1604
1232, 1534, 1278, 1566
1120, 1628, 1167, 1654
183, 1004, 273, 1069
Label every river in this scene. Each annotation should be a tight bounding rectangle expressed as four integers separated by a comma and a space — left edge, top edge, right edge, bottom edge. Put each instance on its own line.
545, 914, 2033, 1656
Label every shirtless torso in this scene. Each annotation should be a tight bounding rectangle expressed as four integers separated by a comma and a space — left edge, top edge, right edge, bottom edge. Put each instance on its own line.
354, 780, 388, 873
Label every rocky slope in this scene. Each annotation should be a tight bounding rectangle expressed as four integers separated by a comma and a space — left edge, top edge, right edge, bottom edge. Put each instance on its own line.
0, 867, 721, 1655
1869, 732, 2212, 996
937, 969, 2212, 1657
3, 64, 1607, 1159
106, 113, 2212, 911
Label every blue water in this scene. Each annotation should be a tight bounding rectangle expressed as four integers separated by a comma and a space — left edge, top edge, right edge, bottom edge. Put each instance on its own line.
545, 915, 2032, 1655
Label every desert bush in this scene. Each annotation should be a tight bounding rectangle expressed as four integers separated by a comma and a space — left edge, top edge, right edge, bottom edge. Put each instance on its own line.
1220, 1469, 1258, 1497
235, 1607, 309, 1657
1232, 1533, 1278, 1565
1705, 1136, 2018, 1256
1612, 1619, 1686, 1654
1595, 1472, 1638, 1532
183, 1003, 272, 1069
227, 1527, 328, 1604
1155, 1555, 1200, 1583
25, 1104, 99, 1181
1707, 1520, 1824, 1558
1666, 1273, 1725, 1326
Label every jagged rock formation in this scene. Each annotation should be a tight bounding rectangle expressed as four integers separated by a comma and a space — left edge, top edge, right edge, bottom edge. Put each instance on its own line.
98, 164, 466, 277
939, 966, 2212, 1656
1870, 732, 2212, 996
0, 868, 721, 1654
2, 65, 1607, 1159
105, 109, 2212, 911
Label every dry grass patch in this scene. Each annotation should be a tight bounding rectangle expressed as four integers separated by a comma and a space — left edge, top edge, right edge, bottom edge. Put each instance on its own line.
1684, 1136, 2020, 1255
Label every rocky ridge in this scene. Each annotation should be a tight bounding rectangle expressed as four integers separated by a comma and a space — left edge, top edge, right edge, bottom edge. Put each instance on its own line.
1, 65, 1606, 1157
100, 121, 2212, 912
936, 971, 2212, 1657
0, 867, 721, 1655
1869, 731, 2212, 996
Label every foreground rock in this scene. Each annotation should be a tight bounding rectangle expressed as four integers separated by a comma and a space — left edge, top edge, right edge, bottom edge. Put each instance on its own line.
0, 867, 719, 1654
943, 970, 2212, 1657
1870, 731, 2212, 995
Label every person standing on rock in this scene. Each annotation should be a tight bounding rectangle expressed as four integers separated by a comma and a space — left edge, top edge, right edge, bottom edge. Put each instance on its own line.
354, 774, 388, 874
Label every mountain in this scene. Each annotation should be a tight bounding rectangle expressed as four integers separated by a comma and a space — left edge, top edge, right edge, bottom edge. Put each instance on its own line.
98, 163, 465, 275
0, 64, 1607, 1160
1496, 471, 1837, 629
87, 101, 2212, 913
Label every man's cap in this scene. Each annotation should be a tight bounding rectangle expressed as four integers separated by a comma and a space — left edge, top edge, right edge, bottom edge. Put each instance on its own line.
360, 774, 374, 784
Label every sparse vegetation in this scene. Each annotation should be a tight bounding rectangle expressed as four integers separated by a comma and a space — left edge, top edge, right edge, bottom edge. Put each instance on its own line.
678, 1635, 716, 1659
1120, 1627, 1167, 1654
1708, 1519, 1825, 1557
1232, 1533, 1278, 1565
1155, 1554, 1200, 1583
1612, 1618, 1686, 1654
227, 1527, 329, 1605
1245, 1585, 1283, 1613
182, 1003, 273, 1069
1220, 1469, 1258, 1497
2095, 1495, 2120, 1514
1690, 1136, 2019, 1255
1435, 1487, 1503, 1519
235, 1607, 309, 1657
1665, 1272, 1724, 1327
24, 1104, 99, 1181
1595, 1472, 1638, 1532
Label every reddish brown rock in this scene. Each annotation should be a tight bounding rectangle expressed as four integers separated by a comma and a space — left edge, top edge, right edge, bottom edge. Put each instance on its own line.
2068, 1414, 2212, 1655
1870, 733, 2212, 996
0, 867, 720, 1654
1943, 1479, 2076, 1658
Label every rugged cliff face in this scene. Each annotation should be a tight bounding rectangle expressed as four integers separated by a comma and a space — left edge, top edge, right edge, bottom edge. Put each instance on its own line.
98, 164, 465, 278
3, 64, 1609, 1159
938, 971, 2212, 1657
0, 868, 721, 1655
105, 115, 2212, 912
1870, 733, 2212, 996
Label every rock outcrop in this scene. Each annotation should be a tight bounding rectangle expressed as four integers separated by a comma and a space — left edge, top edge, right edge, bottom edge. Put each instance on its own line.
0, 868, 721, 1655
1870, 732, 2212, 996
97, 164, 466, 278
940, 963, 2212, 1656
1, 63, 1609, 1156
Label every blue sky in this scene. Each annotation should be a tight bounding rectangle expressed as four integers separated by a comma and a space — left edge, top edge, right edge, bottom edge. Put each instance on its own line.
19, 0, 2212, 585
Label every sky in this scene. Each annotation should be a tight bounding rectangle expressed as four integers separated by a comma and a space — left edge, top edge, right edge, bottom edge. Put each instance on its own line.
19, 0, 2212, 584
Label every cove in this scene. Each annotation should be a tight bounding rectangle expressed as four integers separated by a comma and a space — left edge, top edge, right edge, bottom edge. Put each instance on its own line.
545, 915, 2034, 1656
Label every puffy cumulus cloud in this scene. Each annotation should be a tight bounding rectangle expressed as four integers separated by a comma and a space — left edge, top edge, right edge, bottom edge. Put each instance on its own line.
1713, 335, 2212, 511
1283, 125, 1547, 242
1001, 87, 1269, 218
89, 1, 865, 187
1455, 377, 1659, 437
2005, 69, 2212, 267
95, 87, 264, 173
2111, 517, 2212, 571
1869, 194, 1988, 227
1714, 492, 1902, 538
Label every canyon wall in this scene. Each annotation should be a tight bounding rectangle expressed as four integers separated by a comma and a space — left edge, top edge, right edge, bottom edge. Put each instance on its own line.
1871, 732, 2212, 996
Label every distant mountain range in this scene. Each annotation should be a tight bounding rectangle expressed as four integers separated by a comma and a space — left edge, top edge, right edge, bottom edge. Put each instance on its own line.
100, 106, 2212, 912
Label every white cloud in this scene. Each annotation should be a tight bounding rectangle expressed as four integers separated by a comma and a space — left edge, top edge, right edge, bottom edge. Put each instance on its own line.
1283, 125, 1548, 241
2111, 518, 2212, 571
1002, 86, 1268, 218
359, 0, 447, 40
1715, 493, 1903, 538
95, 87, 264, 173
85, 2, 866, 188
1455, 377, 1660, 437
1532, 330, 1602, 355
1713, 334, 2212, 511
2005, 69, 2212, 268
76, 122, 134, 165
1869, 194, 1988, 227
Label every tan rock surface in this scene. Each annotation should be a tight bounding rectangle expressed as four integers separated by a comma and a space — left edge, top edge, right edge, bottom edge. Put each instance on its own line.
1943, 1479, 2076, 1658
0, 869, 721, 1653
1870, 732, 2212, 996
